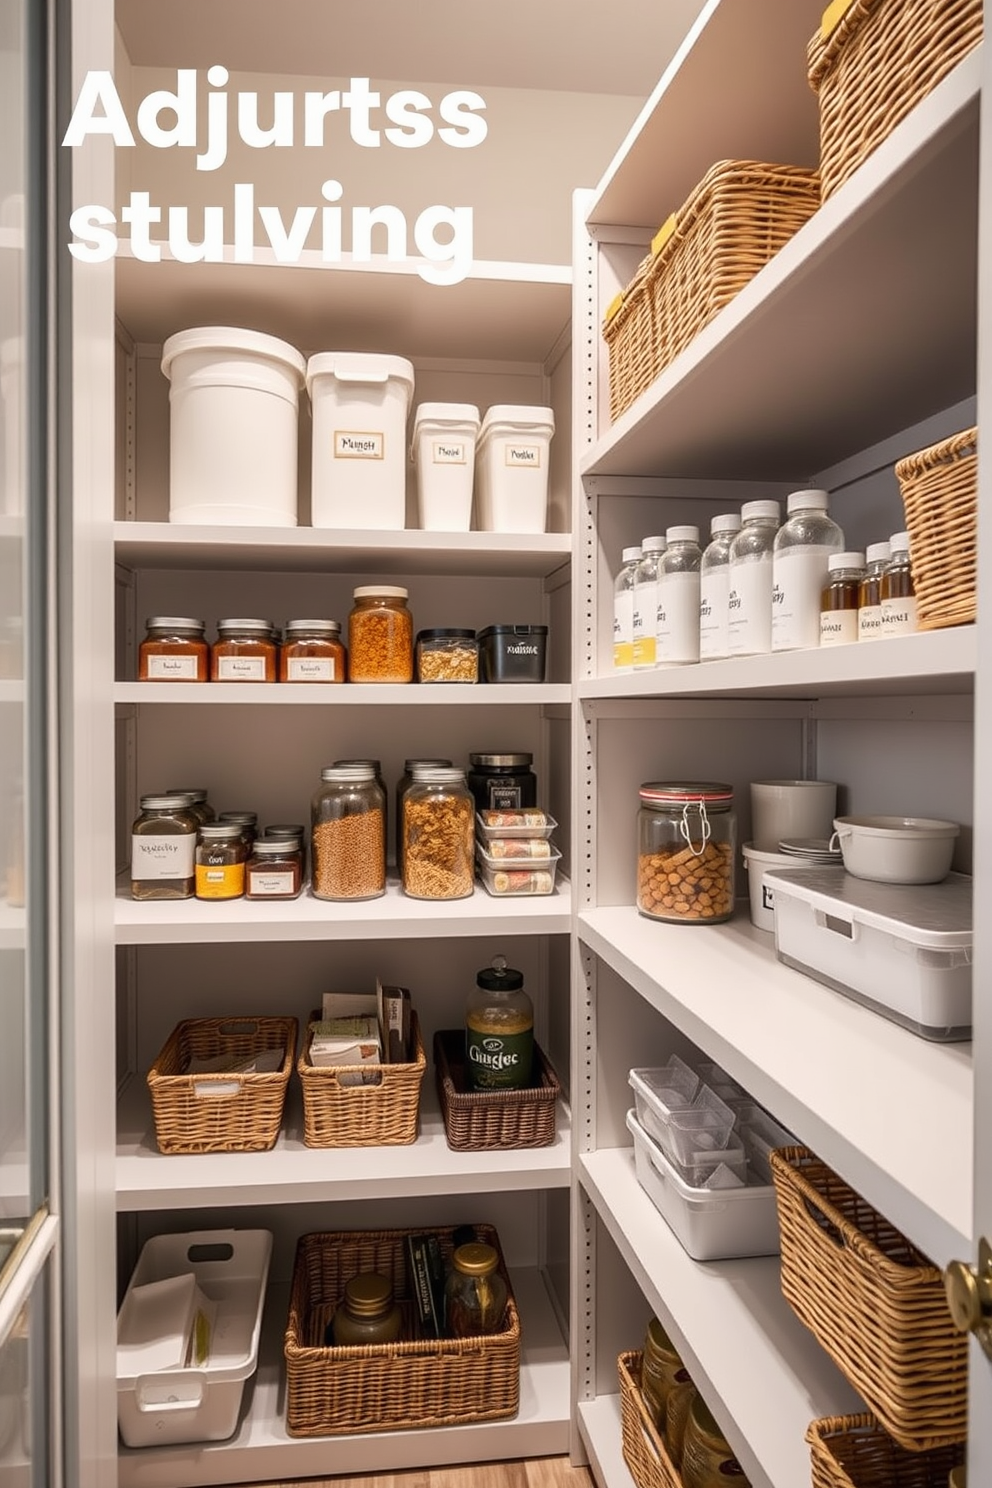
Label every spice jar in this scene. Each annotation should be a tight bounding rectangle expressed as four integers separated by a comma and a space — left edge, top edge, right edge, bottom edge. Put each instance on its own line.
467, 753, 537, 813
262, 823, 306, 876
311, 764, 386, 901
819, 551, 865, 647
395, 759, 453, 876
857, 541, 891, 642
138, 616, 209, 682
445, 1243, 508, 1338
130, 794, 198, 900
880, 530, 919, 636
466, 955, 534, 1091
165, 786, 215, 825
415, 628, 478, 683
402, 767, 475, 900
218, 811, 258, 853
195, 823, 247, 900
279, 618, 346, 683
637, 782, 735, 924
348, 586, 413, 683
328, 1273, 402, 1347
681, 1393, 751, 1488
245, 837, 303, 900
211, 618, 278, 682
641, 1317, 684, 1430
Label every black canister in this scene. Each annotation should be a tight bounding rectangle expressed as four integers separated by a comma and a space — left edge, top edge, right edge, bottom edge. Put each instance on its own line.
477, 625, 548, 683
468, 753, 537, 813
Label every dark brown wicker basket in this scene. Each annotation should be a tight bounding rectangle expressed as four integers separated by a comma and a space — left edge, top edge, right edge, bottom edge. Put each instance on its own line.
434, 1028, 561, 1151
808, 1413, 965, 1488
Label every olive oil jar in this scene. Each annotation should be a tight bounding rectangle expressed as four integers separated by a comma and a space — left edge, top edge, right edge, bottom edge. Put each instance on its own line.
465, 955, 534, 1091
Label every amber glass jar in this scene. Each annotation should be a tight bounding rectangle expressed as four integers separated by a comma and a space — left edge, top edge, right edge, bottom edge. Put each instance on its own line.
348, 586, 413, 683
681, 1393, 751, 1487
279, 619, 346, 683
328, 1273, 402, 1347
138, 617, 208, 681
245, 838, 303, 900
641, 1317, 684, 1430
130, 794, 198, 900
211, 618, 278, 682
445, 1243, 508, 1338
195, 823, 247, 900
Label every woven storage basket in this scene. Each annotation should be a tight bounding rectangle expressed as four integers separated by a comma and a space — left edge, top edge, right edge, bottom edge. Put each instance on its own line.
434, 1028, 561, 1151
807, 1414, 965, 1488
298, 1008, 425, 1148
894, 425, 977, 630
770, 1146, 967, 1451
808, 0, 983, 201
617, 1351, 681, 1488
147, 1015, 297, 1155
602, 252, 656, 423
284, 1224, 520, 1436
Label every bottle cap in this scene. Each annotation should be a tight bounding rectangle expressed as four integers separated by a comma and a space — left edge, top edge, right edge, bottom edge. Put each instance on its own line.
786, 488, 830, 514
640, 535, 667, 553
145, 616, 206, 632
218, 811, 257, 825
827, 551, 866, 571
138, 794, 196, 811
865, 542, 891, 565
710, 514, 741, 536
166, 787, 209, 801
198, 824, 244, 840
477, 954, 524, 991
452, 1243, 499, 1277
665, 526, 699, 544
353, 585, 409, 600
343, 1272, 394, 1316
622, 546, 643, 563
740, 500, 781, 523
890, 531, 911, 553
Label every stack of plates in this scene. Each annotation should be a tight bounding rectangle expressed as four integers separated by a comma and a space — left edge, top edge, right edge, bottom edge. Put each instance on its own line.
778, 837, 842, 866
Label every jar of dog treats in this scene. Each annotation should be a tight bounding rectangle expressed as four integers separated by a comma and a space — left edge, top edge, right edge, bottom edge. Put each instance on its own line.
637, 782, 735, 924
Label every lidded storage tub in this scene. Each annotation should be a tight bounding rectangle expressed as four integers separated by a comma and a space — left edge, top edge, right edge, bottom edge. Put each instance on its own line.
161, 328, 306, 527
474, 405, 555, 533
412, 402, 480, 531
307, 353, 415, 529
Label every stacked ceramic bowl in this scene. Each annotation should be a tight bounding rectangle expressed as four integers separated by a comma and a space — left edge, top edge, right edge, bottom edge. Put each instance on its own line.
829, 815, 959, 884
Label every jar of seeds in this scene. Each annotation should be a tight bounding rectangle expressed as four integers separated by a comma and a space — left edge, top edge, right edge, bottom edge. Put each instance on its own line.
311, 764, 386, 901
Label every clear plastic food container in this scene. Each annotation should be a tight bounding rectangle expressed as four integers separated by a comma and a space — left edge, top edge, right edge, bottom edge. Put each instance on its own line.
476, 846, 561, 896
475, 810, 557, 842
628, 1067, 735, 1167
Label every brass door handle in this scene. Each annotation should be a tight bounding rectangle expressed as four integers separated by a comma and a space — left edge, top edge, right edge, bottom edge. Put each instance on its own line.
945, 1235, 992, 1360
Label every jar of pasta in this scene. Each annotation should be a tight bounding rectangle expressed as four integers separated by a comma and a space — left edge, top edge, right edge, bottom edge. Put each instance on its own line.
348, 586, 413, 683
279, 618, 346, 683
402, 767, 475, 900
465, 955, 533, 1090
211, 618, 278, 682
637, 782, 735, 924
311, 764, 386, 901
138, 617, 209, 681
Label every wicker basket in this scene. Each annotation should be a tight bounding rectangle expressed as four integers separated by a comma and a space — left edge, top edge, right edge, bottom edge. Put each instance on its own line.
808, 1414, 965, 1488
603, 160, 819, 423
298, 1009, 425, 1148
146, 1015, 297, 1155
770, 1147, 967, 1451
617, 1351, 681, 1488
434, 1028, 561, 1151
894, 425, 977, 631
284, 1224, 520, 1436
808, 0, 982, 201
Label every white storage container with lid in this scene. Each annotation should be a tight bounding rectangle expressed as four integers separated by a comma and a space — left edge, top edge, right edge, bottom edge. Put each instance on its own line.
411, 402, 480, 531
474, 405, 555, 533
161, 328, 306, 527
306, 353, 415, 530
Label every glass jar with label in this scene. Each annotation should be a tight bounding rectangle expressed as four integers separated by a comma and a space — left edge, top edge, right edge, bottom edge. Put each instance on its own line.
771, 489, 844, 652
211, 618, 278, 682
637, 782, 736, 924
728, 500, 781, 656
217, 811, 258, 853
195, 823, 247, 900
395, 759, 453, 875
328, 1273, 402, 1347
466, 955, 534, 1090
880, 531, 919, 636
130, 794, 198, 900
656, 526, 702, 666
402, 767, 475, 900
467, 753, 537, 813
245, 838, 303, 900
699, 514, 741, 662
681, 1393, 751, 1487
445, 1243, 508, 1338
348, 586, 413, 683
820, 552, 865, 647
857, 541, 891, 641
613, 545, 642, 672
165, 786, 215, 825
138, 617, 209, 682
632, 536, 666, 670
279, 619, 346, 683
311, 764, 386, 901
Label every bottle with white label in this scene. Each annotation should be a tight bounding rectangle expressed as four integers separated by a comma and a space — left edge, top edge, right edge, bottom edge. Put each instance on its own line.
820, 552, 865, 647
857, 541, 891, 641
727, 500, 781, 656
632, 536, 667, 670
130, 794, 198, 901
880, 531, 919, 636
656, 526, 702, 666
699, 513, 742, 661
613, 545, 643, 672
772, 489, 844, 651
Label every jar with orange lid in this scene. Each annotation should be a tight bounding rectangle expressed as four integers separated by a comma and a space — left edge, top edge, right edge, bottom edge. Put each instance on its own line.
138, 617, 209, 681
348, 586, 413, 683
211, 618, 278, 682
279, 618, 346, 683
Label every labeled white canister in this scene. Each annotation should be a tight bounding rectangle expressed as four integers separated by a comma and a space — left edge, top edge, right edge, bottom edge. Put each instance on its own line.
411, 402, 480, 531
474, 405, 555, 533
161, 327, 306, 527
307, 353, 415, 530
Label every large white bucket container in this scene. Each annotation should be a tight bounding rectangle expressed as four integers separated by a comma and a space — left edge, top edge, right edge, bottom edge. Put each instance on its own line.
411, 402, 480, 531
474, 405, 555, 533
307, 353, 415, 530
161, 327, 306, 527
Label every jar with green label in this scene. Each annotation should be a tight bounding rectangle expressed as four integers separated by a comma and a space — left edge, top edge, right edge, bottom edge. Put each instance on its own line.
466, 955, 534, 1091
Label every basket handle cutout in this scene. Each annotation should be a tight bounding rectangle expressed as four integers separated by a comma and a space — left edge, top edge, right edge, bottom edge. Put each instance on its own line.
802, 1193, 847, 1250
193, 1078, 243, 1098
186, 1241, 234, 1263
218, 1019, 260, 1037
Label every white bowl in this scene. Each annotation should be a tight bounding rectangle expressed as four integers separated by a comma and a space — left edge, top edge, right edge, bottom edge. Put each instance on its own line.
830, 815, 959, 884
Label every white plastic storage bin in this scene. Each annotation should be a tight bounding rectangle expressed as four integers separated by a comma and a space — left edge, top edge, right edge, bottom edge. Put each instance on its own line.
116, 1228, 272, 1448
307, 353, 415, 529
766, 866, 973, 1041
161, 328, 306, 527
626, 1110, 780, 1260
412, 402, 480, 531
474, 405, 555, 533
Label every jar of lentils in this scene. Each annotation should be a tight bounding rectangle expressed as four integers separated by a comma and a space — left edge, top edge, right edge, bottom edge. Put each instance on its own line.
637, 782, 735, 924
402, 767, 475, 900
311, 764, 386, 901
348, 586, 413, 683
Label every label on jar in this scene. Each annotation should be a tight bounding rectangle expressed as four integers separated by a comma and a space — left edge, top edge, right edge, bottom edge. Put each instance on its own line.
820, 609, 858, 646
699, 568, 729, 660
287, 656, 335, 681
195, 863, 245, 898
728, 554, 773, 655
247, 870, 296, 896
488, 784, 523, 809
881, 595, 919, 635
858, 603, 884, 641
504, 443, 541, 467
145, 654, 200, 679
132, 834, 195, 880
656, 572, 700, 665
217, 655, 267, 681
614, 591, 634, 670
772, 547, 834, 651
431, 439, 467, 464
632, 580, 657, 668
334, 430, 384, 459
466, 1027, 533, 1088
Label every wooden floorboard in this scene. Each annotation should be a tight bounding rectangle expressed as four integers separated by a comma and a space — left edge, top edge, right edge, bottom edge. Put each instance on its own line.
227, 1456, 594, 1488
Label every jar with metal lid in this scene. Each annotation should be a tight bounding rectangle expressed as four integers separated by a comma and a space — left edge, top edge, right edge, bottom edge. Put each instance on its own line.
245, 838, 303, 900
130, 794, 199, 900
880, 530, 918, 636
217, 811, 258, 853
641, 1316, 684, 1430
681, 1393, 751, 1487
415, 628, 478, 684
211, 618, 278, 682
279, 618, 346, 683
466, 955, 534, 1090
165, 786, 215, 825
395, 759, 453, 874
467, 753, 537, 813
444, 1243, 508, 1337
311, 764, 385, 901
195, 823, 247, 901
637, 782, 736, 924
820, 552, 865, 648
348, 586, 413, 683
328, 1273, 402, 1347
138, 617, 209, 682
402, 767, 475, 900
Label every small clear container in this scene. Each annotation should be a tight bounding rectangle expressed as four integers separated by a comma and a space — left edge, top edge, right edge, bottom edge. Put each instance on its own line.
475, 809, 556, 841
138, 617, 209, 682
820, 551, 865, 648
348, 586, 413, 683
415, 628, 478, 683
211, 619, 278, 682
476, 847, 561, 896
857, 541, 891, 642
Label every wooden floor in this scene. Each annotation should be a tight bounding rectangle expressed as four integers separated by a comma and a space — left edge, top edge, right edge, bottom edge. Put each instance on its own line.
231, 1457, 594, 1488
